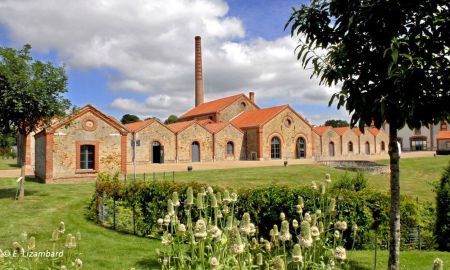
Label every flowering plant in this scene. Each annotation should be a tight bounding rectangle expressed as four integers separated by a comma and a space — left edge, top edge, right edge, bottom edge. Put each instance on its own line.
157, 179, 353, 269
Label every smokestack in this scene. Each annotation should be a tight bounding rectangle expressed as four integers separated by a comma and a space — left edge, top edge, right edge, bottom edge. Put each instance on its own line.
195, 36, 204, 107
249, 91, 255, 103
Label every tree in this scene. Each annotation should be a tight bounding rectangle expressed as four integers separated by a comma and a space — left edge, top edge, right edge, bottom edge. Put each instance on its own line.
164, 114, 178, 124
324, 119, 349, 127
120, 114, 140, 124
435, 163, 450, 251
287, 1, 449, 268
0, 44, 70, 200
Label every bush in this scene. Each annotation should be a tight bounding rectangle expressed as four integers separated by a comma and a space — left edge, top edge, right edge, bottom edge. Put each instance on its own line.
435, 163, 450, 251
332, 171, 367, 192
87, 173, 433, 250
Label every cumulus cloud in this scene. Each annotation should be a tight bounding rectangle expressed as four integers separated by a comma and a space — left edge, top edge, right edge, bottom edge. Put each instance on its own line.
0, 0, 338, 120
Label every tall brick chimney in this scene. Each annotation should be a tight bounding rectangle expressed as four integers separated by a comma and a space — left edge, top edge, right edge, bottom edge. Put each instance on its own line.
249, 91, 255, 103
195, 36, 204, 107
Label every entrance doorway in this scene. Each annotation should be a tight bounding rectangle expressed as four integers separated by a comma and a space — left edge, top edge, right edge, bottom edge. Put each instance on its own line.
152, 141, 164, 163
191, 141, 200, 162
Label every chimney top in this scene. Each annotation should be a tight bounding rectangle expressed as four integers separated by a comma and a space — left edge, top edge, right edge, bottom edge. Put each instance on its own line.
195, 36, 201, 40
249, 91, 255, 103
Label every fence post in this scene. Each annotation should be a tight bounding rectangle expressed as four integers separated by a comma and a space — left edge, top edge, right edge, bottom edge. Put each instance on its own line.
144, 173, 146, 182
417, 197, 421, 250
163, 172, 165, 181
133, 204, 136, 235
124, 174, 127, 185
113, 198, 116, 230
172, 171, 175, 183
153, 172, 156, 181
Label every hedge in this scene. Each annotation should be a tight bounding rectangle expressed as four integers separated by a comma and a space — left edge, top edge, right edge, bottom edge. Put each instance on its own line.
87, 173, 435, 250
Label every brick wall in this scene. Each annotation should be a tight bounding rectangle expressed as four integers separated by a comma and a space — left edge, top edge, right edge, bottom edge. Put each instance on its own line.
34, 134, 46, 180
176, 123, 213, 162
220, 96, 258, 121
214, 124, 244, 161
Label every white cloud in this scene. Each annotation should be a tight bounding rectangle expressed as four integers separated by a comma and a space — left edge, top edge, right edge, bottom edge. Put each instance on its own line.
0, 0, 338, 121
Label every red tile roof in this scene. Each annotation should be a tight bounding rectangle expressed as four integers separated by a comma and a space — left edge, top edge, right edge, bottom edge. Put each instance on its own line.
352, 127, 363, 136
179, 94, 243, 119
437, 131, 450, 140
369, 127, 380, 136
232, 105, 288, 128
203, 122, 229, 133
313, 126, 332, 135
124, 118, 155, 132
333, 126, 350, 135
166, 120, 195, 133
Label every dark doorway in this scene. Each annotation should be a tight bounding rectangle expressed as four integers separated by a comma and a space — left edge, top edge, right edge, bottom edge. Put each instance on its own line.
191, 141, 200, 162
329, 142, 335, 157
152, 141, 164, 163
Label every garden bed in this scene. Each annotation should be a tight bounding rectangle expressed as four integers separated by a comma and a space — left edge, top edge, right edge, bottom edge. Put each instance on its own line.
319, 160, 390, 174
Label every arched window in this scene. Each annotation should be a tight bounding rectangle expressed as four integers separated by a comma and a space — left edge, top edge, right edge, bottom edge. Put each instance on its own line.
271, 137, 281, 159
226, 141, 234, 156
329, 142, 335, 157
381, 141, 386, 151
348, 141, 353, 153
296, 137, 306, 158
365, 142, 370, 154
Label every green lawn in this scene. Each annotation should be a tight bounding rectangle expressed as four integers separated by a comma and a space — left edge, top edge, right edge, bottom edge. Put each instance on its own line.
1, 156, 449, 269
0, 158, 19, 170
133, 155, 450, 202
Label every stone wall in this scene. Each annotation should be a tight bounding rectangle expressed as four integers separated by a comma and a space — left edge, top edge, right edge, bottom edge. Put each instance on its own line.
341, 130, 360, 156
313, 132, 321, 159
34, 134, 46, 179
176, 123, 213, 162
214, 124, 244, 161
359, 128, 375, 155
220, 96, 258, 121
319, 128, 342, 159
262, 108, 313, 160
244, 128, 258, 160
127, 121, 176, 164
52, 112, 123, 180
375, 129, 389, 154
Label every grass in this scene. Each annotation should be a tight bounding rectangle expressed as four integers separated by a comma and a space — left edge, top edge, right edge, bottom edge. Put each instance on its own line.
132, 155, 450, 202
0, 178, 160, 270
0, 158, 19, 170
348, 250, 450, 270
1, 156, 449, 269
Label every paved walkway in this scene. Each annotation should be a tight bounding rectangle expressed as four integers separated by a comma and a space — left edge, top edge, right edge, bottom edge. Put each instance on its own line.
0, 151, 436, 177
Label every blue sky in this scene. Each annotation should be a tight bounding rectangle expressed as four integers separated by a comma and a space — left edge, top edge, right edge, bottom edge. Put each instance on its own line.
0, 0, 347, 124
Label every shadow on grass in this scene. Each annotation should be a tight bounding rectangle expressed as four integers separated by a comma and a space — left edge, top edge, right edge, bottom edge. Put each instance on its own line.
136, 257, 160, 269
348, 260, 371, 270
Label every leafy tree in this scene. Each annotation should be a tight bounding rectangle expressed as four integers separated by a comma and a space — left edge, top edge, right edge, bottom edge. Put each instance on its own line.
324, 119, 349, 127
435, 163, 450, 251
164, 114, 178, 124
120, 114, 140, 124
287, 1, 449, 268
0, 44, 70, 200
0, 131, 15, 148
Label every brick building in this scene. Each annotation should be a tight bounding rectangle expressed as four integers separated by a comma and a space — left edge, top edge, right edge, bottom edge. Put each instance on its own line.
31, 36, 395, 182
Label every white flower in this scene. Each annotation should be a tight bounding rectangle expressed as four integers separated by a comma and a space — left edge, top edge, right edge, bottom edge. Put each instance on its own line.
299, 236, 313, 248
13, 242, 24, 255
340, 221, 348, 231
161, 232, 173, 245
433, 258, 444, 270
58, 222, 65, 234
334, 246, 347, 261
280, 212, 286, 221
292, 219, 299, 230
163, 215, 170, 226
208, 226, 222, 239
194, 220, 207, 239
177, 224, 186, 235
304, 212, 312, 223
74, 258, 83, 268
210, 256, 219, 269
157, 218, 164, 226
334, 230, 340, 239
325, 173, 331, 183
311, 226, 320, 240
60, 266, 67, 270
292, 244, 303, 263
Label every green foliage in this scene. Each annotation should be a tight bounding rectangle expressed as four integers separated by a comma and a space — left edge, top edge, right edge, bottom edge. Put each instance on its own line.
88, 174, 432, 250
164, 114, 178, 124
332, 172, 367, 192
0, 44, 71, 135
324, 119, 349, 127
435, 163, 450, 251
0, 132, 15, 148
120, 114, 140, 125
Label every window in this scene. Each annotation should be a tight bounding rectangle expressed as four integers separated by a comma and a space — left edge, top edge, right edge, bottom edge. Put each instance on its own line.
365, 142, 370, 154
80, 145, 95, 169
226, 141, 234, 156
240, 102, 247, 109
284, 118, 292, 128
271, 137, 281, 159
348, 142, 353, 153
296, 137, 306, 158
381, 141, 386, 151
329, 142, 335, 157
411, 137, 427, 151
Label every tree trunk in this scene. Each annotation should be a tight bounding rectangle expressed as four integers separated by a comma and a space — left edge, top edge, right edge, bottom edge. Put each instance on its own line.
388, 123, 400, 269
17, 132, 27, 200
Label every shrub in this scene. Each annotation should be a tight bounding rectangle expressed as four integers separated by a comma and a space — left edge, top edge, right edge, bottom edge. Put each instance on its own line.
332, 171, 367, 192
435, 163, 450, 251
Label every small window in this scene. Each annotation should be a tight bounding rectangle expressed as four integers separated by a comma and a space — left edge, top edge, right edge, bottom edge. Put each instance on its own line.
80, 145, 95, 170
365, 142, 370, 154
329, 142, 335, 157
381, 141, 386, 151
240, 102, 247, 109
226, 141, 234, 156
284, 118, 292, 128
348, 142, 353, 153
441, 122, 447, 131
